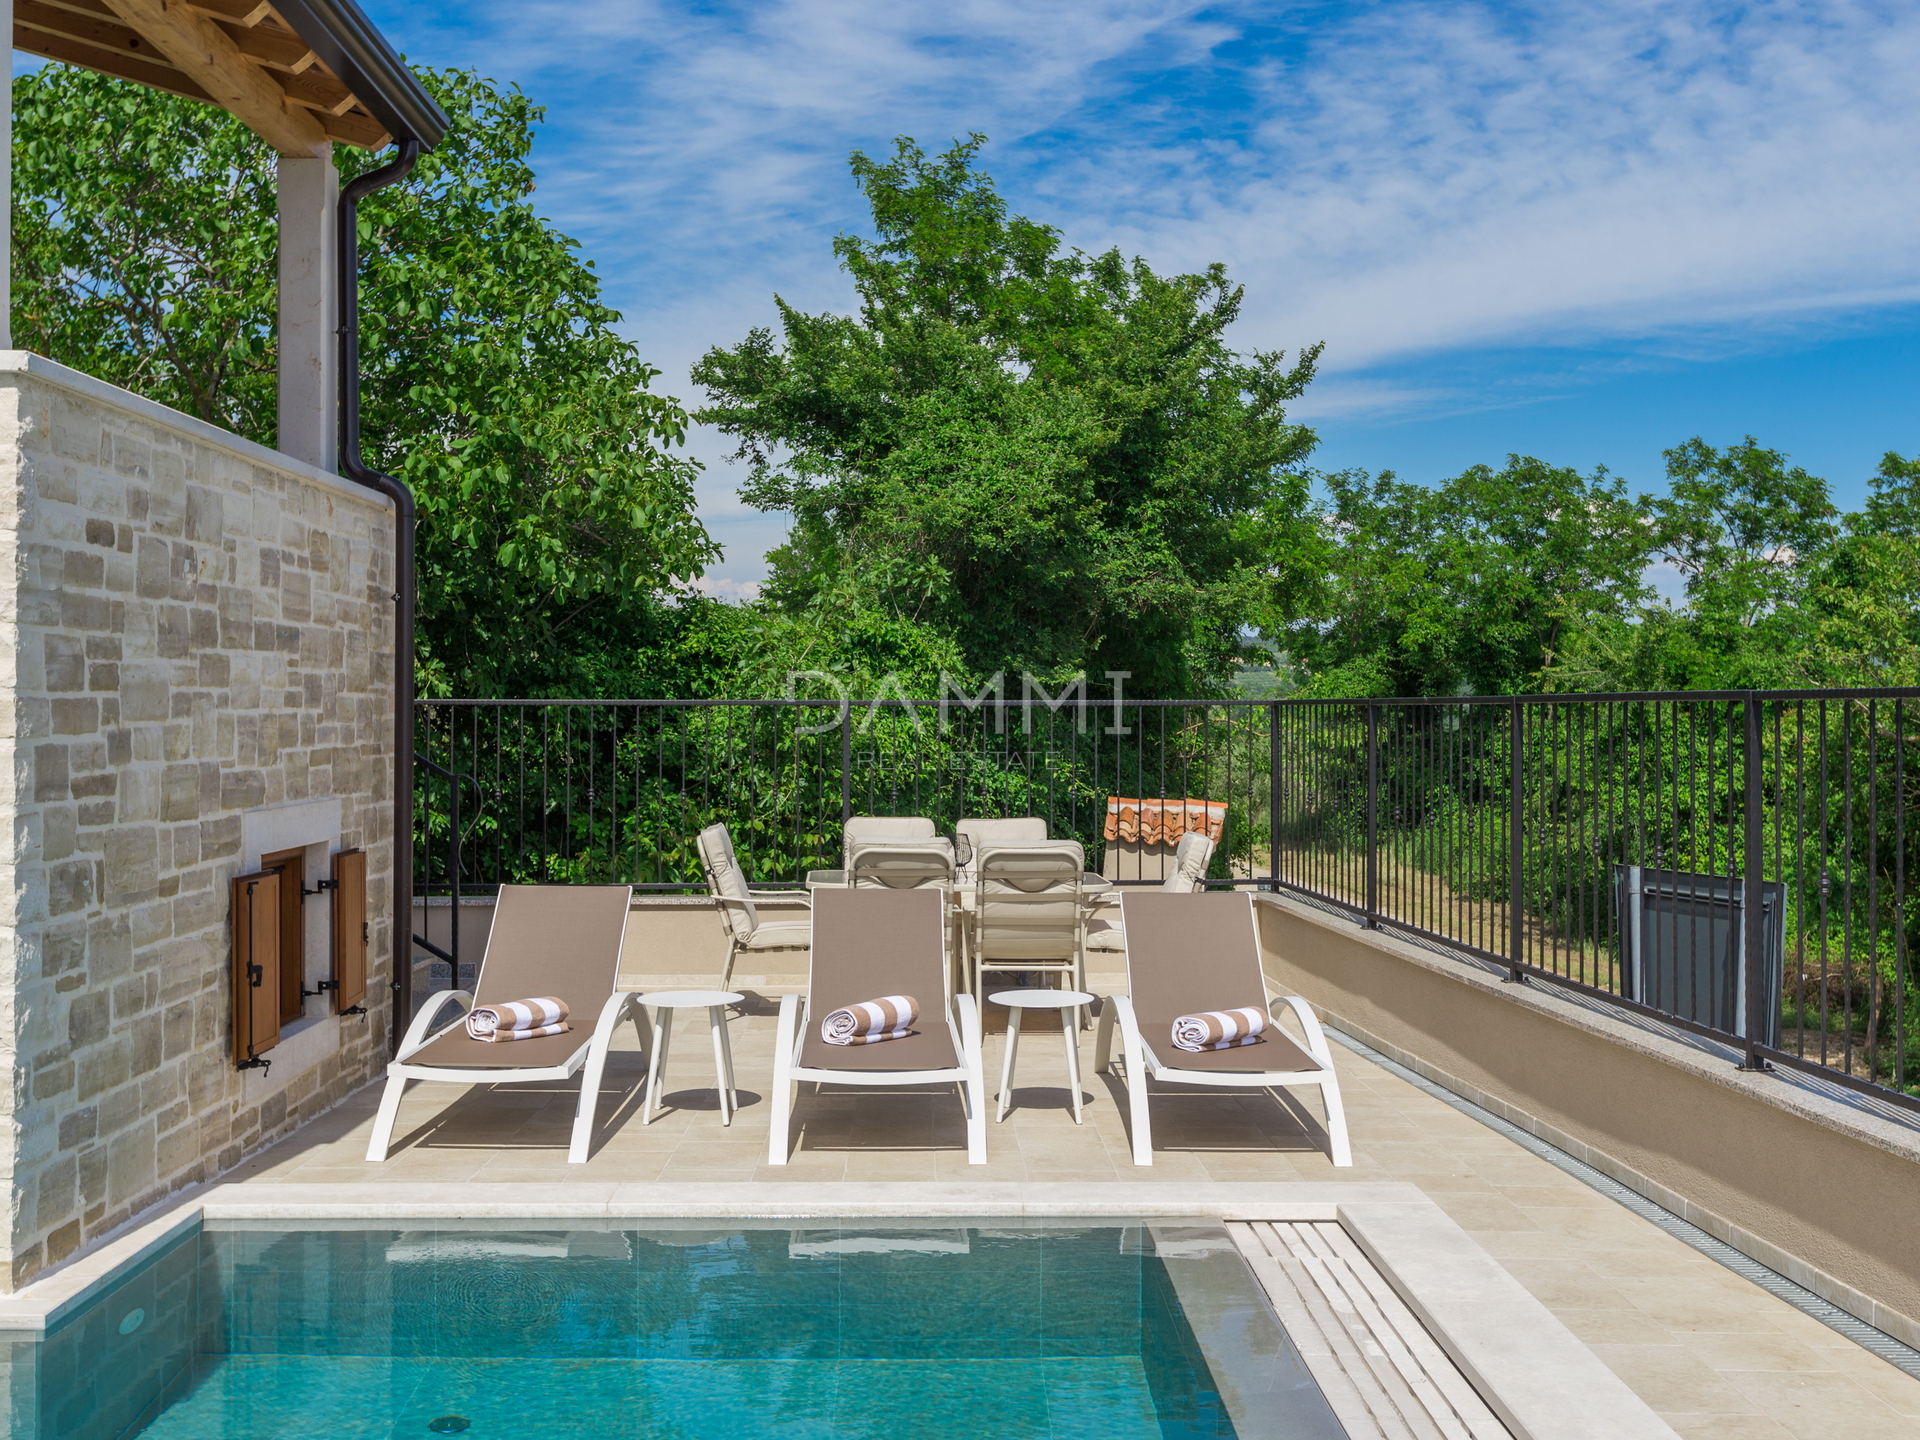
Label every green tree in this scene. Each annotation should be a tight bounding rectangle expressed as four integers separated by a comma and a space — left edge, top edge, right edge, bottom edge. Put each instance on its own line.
1792, 451, 1920, 687
11, 70, 278, 436
10, 64, 715, 697
1275, 457, 1656, 697
1545, 437, 1841, 692
693, 135, 1319, 696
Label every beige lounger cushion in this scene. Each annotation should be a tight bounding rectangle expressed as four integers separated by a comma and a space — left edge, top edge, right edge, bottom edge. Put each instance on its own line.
737, 921, 811, 950
409, 884, 631, 1070
798, 887, 958, 1073
1121, 891, 1315, 1074
957, 817, 1047, 846
843, 815, 938, 842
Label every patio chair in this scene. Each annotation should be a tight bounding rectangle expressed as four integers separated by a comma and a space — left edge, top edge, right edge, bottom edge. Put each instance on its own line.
768, 886, 988, 1165
847, 838, 957, 891
969, 840, 1089, 1000
366, 884, 647, 1165
796, 816, 945, 890
954, 817, 1047, 881
698, 822, 811, 989
697, 822, 795, 903
1095, 891, 1351, 1168
1085, 832, 1215, 953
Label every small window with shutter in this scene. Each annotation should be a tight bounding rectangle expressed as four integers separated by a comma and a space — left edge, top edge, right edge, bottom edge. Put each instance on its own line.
231, 869, 282, 1066
331, 849, 368, 1013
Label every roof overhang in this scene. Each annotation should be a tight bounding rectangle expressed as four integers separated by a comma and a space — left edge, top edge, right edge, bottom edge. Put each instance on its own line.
13, 0, 448, 156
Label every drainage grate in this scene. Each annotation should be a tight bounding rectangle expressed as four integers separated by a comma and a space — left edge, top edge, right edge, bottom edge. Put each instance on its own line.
1326, 1026, 1920, 1381
1231, 1220, 1512, 1440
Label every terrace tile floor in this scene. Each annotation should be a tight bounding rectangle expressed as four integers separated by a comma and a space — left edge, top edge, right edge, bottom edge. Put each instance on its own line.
231, 999, 1920, 1440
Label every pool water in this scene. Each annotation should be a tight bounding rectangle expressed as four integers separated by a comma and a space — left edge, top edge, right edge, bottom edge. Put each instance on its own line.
15, 1220, 1345, 1440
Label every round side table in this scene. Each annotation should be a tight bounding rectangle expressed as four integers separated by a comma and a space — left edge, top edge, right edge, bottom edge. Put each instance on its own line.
989, 988, 1097, 1124
633, 990, 745, 1126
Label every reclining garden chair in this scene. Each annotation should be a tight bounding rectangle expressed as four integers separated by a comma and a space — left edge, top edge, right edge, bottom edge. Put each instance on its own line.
1096, 890, 1351, 1168
698, 822, 811, 989
367, 884, 646, 1165
768, 886, 987, 1165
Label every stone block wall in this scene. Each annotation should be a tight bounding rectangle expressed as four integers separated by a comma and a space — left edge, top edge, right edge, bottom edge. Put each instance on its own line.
0, 355, 397, 1289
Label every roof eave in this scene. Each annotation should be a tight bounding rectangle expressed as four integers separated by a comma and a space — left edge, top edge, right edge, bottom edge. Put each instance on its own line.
269, 0, 450, 150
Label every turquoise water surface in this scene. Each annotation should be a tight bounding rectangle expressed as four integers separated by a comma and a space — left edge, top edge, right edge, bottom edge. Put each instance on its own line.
17, 1221, 1344, 1439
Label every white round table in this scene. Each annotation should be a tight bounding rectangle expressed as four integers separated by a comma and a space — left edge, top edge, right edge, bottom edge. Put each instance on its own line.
632, 990, 745, 1127
989, 988, 1097, 1124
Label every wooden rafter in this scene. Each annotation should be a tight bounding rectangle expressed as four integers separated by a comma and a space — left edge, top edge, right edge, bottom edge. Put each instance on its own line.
13, 0, 393, 153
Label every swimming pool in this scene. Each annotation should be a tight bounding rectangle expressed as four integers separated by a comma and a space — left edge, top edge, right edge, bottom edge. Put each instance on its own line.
11, 1218, 1345, 1439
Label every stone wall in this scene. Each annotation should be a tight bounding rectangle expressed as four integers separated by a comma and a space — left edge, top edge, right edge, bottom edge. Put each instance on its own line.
0, 354, 397, 1289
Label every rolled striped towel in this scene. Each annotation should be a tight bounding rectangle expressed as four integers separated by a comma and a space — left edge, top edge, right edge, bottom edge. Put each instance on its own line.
1172, 1006, 1266, 1052
821, 994, 919, 1046
467, 996, 571, 1042
474, 1021, 571, 1043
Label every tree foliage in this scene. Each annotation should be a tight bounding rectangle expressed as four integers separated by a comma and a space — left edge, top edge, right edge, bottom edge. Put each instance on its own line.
1281, 439, 1920, 698
10, 64, 715, 697
693, 136, 1320, 696
1271, 457, 1654, 697
12, 70, 278, 436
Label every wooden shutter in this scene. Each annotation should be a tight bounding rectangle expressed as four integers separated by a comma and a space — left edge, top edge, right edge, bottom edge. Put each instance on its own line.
260, 847, 306, 1024
231, 869, 282, 1064
331, 848, 368, 1012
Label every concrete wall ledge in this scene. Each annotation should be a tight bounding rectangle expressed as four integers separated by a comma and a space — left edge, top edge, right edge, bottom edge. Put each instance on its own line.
1252, 891, 1920, 1350
2, 351, 393, 511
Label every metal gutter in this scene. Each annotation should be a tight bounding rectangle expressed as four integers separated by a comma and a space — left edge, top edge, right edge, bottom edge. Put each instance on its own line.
335, 139, 422, 1056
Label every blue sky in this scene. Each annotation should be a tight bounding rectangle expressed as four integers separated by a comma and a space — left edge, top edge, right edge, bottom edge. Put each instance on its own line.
33, 1, 1920, 594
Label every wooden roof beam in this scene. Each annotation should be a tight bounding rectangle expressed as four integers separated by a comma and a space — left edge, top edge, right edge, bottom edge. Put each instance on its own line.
15, 0, 163, 62
216, 18, 316, 73
99, 0, 330, 156
183, 0, 272, 26
12, 26, 214, 103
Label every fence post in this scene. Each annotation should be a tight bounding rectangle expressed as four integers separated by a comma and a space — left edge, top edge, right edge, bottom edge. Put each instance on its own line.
840, 705, 853, 826
1740, 694, 1773, 1072
1269, 702, 1282, 895
1507, 698, 1527, 983
448, 762, 461, 993
1364, 703, 1379, 928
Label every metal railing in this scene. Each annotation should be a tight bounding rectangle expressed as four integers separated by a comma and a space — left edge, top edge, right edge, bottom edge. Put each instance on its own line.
413, 691, 1920, 1104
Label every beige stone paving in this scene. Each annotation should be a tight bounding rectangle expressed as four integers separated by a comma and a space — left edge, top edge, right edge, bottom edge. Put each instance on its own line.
226, 999, 1920, 1438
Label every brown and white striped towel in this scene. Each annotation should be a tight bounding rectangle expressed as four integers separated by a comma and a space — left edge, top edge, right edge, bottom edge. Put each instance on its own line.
1172, 1006, 1266, 1052
821, 995, 919, 1046
466, 996, 572, 1042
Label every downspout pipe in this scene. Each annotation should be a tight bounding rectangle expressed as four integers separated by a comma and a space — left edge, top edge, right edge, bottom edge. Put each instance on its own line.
335, 139, 421, 1057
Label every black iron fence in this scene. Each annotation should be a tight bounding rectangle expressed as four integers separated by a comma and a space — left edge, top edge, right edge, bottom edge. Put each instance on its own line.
414, 690, 1920, 1104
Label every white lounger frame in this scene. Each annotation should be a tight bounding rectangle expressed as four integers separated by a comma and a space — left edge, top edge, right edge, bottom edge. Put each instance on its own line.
366, 989, 652, 1164
1095, 993, 1352, 1168
767, 991, 988, 1165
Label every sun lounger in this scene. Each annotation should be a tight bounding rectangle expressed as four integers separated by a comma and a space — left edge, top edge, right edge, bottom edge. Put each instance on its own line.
1095, 891, 1351, 1167
366, 884, 647, 1164
768, 886, 987, 1164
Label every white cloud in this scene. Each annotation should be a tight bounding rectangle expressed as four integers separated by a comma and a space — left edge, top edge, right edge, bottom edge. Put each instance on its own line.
691, 575, 764, 602
377, 0, 1920, 578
